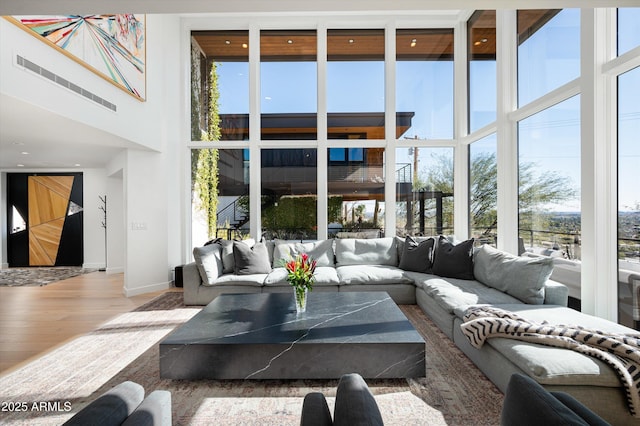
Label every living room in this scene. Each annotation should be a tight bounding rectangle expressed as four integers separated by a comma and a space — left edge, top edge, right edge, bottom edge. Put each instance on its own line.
0, 1, 639, 424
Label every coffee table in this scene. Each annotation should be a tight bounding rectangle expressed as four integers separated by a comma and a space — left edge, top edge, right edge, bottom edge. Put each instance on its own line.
159, 291, 425, 379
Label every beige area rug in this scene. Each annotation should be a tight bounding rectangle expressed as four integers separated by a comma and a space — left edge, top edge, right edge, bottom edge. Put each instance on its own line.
0, 292, 503, 425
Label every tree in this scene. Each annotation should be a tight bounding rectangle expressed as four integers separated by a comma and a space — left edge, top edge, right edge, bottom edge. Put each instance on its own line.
194, 62, 221, 239
415, 152, 578, 238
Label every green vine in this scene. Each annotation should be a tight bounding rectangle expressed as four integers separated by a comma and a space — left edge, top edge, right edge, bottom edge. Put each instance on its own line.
195, 61, 221, 239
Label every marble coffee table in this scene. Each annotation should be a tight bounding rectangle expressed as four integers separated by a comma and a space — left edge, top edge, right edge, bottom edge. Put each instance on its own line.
159, 291, 425, 380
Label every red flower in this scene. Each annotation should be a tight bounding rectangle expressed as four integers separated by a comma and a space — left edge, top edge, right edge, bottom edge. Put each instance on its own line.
284, 252, 317, 292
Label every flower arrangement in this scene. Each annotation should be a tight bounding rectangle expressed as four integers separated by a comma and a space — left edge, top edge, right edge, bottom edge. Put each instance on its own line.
284, 253, 317, 312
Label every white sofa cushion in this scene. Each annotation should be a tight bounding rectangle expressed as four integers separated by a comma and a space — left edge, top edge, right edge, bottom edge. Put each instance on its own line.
336, 265, 414, 285
335, 238, 397, 266
264, 266, 340, 287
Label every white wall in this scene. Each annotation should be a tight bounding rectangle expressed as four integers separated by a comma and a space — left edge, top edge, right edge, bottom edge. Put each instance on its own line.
120, 14, 183, 296
106, 170, 125, 274
82, 168, 108, 269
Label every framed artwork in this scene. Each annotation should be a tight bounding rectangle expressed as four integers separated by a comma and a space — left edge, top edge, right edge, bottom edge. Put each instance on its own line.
6, 15, 146, 100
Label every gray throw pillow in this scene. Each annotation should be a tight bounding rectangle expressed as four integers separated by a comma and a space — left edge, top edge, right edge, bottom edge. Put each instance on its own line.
473, 244, 553, 305
212, 238, 256, 274
193, 244, 223, 285
431, 236, 475, 280
398, 236, 435, 273
233, 241, 272, 275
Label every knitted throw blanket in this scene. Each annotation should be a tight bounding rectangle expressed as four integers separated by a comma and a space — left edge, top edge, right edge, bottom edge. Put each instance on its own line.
460, 306, 640, 417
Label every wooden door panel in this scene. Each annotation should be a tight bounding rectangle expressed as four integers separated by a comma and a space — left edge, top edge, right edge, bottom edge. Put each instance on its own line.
27, 176, 75, 266
29, 218, 65, 266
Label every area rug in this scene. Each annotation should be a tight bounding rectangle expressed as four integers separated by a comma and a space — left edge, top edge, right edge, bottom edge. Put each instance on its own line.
0, 293, 503, 425
0, 267, 97, 287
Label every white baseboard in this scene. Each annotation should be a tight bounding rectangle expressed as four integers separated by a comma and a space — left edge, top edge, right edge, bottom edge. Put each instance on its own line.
1, 263, 8, 269
124, 281, 171, 297
106, 266, 124, 274
83, 262, 104, 269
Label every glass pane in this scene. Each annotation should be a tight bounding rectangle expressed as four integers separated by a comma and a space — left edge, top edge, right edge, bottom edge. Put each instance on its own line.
469, 133, 497, 246
261, 30, 317, 140
618, 67, 640, 329
10, 205, 26, 234
396, 29, 454, 139
395, 147, 454, 237
327, 29, 385, 139
191, 31, 250, 141
618, 8, 640, 56
468, 11, 497, 132
328, 148, 385, 238
518, 96, 581, 259
262, 149, 318, 240
191, 149, 250, 245
517, 9, 580, 107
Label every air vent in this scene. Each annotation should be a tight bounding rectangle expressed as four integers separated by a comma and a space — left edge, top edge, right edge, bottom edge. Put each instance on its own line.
16, 55, 117, 112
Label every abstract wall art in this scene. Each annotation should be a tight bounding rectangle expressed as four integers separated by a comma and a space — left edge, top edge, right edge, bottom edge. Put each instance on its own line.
6, 15, 146, 100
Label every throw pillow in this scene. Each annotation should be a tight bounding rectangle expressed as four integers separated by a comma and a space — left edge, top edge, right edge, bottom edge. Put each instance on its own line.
193, 244, 223, 285
233, 241, 272, 275
398, 236, 435, 273
431, 235, 475, 280
473, 244, 553, 305
213, 238, 256, 274
335, 238, 397, 266
273, 239, 335, 268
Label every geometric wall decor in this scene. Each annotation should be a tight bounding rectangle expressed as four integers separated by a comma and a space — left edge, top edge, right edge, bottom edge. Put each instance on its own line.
5, 15, 146, 100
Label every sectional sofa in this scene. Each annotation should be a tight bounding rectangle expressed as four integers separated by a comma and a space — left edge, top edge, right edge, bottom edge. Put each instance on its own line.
183, 236, 638, 425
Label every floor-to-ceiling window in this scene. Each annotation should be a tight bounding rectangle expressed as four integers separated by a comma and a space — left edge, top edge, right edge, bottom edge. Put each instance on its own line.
516, 9, 581, 261
191, 31, 250, 244
395, 28, 454, 237
617, 8, 640, 328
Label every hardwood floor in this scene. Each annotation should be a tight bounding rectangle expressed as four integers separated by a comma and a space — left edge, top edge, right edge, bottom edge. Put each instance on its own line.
0, 271, 177, 374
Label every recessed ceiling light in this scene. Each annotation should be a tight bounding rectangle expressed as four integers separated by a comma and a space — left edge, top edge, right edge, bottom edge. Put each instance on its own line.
17, 164, 24, 167
21, 151, 29, 155
410, 39, 417, 48
225, 40, 231, 45
287, 39, 293, 44
74, 164, 81, 167
242, 43, 248, 49
348, 39, 355, 44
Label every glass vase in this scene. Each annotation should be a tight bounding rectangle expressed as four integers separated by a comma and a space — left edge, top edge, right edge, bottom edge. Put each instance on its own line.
294, 286, 308, 314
